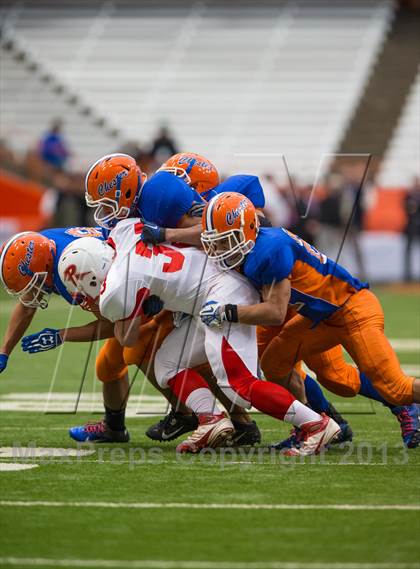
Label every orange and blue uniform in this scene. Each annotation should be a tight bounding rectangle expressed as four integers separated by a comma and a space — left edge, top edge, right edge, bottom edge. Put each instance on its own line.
244, 227, 415, 406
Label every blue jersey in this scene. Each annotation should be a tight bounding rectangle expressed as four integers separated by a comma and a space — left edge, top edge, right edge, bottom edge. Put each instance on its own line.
203, 175, 265, 208
136, 171, 204, 227
243, 227, 368, 324
40, 227, 103, 304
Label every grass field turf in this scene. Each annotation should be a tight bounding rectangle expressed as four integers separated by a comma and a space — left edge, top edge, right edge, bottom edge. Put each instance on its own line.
0, 287, 419, 569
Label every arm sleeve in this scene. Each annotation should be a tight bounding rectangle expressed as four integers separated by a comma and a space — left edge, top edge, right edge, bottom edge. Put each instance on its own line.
139, 172, 195, 228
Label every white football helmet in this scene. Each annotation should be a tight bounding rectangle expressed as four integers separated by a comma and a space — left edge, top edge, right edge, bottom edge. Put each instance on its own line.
58, 237, 114, 311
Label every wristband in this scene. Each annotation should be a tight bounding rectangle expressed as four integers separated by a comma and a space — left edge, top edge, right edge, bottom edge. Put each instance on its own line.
224, 304, 239, 323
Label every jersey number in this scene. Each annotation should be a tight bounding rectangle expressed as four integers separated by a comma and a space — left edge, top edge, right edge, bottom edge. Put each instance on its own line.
134, 223, 185, 273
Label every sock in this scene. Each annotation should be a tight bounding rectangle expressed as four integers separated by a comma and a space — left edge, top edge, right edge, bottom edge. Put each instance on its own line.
284, 400, 323, 427
359, 372, 394, 409
304, 374, 330, 413
104, 406, 126, 431
247, 380, 293, 420
186, 387, 220, 415
168, 369, 221, 415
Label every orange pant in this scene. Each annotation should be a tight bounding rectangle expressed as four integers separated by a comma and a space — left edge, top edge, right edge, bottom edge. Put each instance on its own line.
96, 312, 175, 383
258, 320, 360, 397
261, 289, 414, 406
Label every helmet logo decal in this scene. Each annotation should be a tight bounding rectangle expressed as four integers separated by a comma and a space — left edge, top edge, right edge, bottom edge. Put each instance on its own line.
18, 240, 35, 276
178, 156, 213, 172
226, 199, 248, 226
63, 264, 90, 287
97, 171, 128, 196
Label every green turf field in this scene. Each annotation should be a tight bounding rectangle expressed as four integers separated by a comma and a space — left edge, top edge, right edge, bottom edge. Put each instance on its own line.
0, 287, 419, 569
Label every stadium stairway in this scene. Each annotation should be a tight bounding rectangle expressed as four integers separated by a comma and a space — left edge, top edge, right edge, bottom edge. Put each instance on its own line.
337, 5, 420, 163
0, 26, 122, 169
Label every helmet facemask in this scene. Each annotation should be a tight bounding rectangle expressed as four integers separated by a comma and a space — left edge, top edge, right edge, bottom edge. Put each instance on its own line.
85, 194, 132, 230
13, 272, 51, 309
85, 154, 146, 230
158, 165, 192, 186
201, 225, 255, 270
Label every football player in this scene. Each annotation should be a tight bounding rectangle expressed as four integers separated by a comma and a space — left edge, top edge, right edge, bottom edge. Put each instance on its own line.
199, 192, 420, 447
63, 220, 341, 455
0, 229, 192, 443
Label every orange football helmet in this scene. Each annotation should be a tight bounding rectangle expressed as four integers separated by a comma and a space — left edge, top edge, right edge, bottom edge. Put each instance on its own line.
159, 152, 220, 197
0, 232, 55, 308
85, 153, 147, 229
201, 192, 259, 269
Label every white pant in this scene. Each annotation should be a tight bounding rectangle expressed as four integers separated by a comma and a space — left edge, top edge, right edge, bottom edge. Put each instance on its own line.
154, 273, 260, 409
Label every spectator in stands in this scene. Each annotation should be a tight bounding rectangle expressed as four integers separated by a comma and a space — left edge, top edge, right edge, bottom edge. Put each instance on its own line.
316, 173, 343, 259
287, 183, 319, 245
403, 177, 420, 281
39, 119, 70, 171
340, 167, 368, 280
150, 124, 178, 164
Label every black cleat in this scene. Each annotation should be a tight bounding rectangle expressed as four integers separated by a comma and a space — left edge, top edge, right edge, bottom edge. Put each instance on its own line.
231, 420, 261, 446
146, 409, 199, 442
325, 403, 353, 444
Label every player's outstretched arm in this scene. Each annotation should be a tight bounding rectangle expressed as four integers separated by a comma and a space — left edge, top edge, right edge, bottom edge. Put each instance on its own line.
200, 279, 291, 328
141, 216, 202, 247
0, 302, 37, 371
114, 315, 143, 347
21, 318, 115, 354
237, 279, 291, 326
165, 223, 202, 247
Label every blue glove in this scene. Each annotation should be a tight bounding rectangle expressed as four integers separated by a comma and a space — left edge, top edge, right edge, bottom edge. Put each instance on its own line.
200, 301, 239, 328
21, 328, 63, 354
0, 353, 9, 373
141, 222, 166, 245
142, 295, 164, 317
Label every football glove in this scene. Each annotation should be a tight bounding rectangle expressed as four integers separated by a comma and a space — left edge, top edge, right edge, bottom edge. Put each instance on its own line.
173, 311, 191, 328
142, 295, 164, 317
188, 201, 206, 218
22, 328, 63, 354
141, 222, 166, 245
199, 301, 238, 328
0, 353, 9, 373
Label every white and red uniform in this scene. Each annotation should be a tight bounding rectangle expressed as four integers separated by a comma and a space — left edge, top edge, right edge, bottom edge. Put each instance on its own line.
100, 218, 325, 431
99, 218, 260, 409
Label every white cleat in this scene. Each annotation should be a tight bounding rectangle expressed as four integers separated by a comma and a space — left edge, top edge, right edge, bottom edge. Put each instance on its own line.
283, 413, 341, 456
176, 413, 234, 453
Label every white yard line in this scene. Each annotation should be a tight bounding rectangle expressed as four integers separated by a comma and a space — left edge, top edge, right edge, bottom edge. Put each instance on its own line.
0, 557, 418, 569
389, 338, 420, 352
0, 500, 418, 511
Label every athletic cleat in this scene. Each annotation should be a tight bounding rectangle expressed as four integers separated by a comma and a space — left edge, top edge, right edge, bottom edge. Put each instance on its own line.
283, 414, 341, 456
231, 420, 261, 446
69, 420, 130, 443
332, 422, 354, 444
176, 413, 234, 453
325, 403, 354, 444
391, 404, 420, 448
270, 427, 303, 450
145, 408, 198, 442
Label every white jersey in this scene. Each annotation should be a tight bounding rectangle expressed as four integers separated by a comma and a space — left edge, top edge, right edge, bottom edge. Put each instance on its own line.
100, 218, 257, 322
